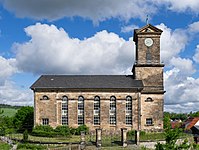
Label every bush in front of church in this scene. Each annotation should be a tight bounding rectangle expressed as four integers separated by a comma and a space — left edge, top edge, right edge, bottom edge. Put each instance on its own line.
31, 125, 56, 137
54, 125, 71, 137
31, 125, 89, 137
75, 125, 89, 135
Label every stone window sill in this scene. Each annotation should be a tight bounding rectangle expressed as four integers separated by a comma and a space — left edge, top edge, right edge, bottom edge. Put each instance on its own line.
110, 125, 116, 127
126, 125, 133, 127
145, 124, 154, 126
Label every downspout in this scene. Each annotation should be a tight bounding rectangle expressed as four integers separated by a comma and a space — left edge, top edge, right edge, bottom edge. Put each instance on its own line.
136, 88, 141, 145
33, 89, 36, 127
138, 90, 141, 131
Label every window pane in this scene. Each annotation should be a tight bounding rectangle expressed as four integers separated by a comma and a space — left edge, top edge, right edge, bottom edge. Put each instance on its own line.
126, 96, 132, 125
94, 96, 100, 125
62, 96, 68, 125
94, 116, 100, 125
110, 96, 116, 125
62, 116, 68, 125
42, 95, 49, 100
42, 118, 49, 125
78, 96, 84, 125
146, 118, 153, 125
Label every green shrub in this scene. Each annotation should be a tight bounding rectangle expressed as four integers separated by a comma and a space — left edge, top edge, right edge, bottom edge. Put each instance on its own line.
32, 125, 56, 137
54, 125, 70, 137
0, 126, 5, 136
32, 125, 89, 137
192, 143, 199, 149
127, 130, 135, 136
17, 143, 47, 150
75, 125, 89, 135
70, 127, 76, 135
155, 142, 164, 150
0, 142, 11, 150
23, 129, 29, 142
31, 130, 57, 137
33, 125, 54, 132
140, 130, 146, 136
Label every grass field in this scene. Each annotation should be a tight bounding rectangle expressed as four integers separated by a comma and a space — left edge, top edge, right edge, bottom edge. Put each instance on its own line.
0, 108, 18, 117
0, 141, 11, 150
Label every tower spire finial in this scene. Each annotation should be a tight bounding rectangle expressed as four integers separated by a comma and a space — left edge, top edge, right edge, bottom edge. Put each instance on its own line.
146, 15, 149, 25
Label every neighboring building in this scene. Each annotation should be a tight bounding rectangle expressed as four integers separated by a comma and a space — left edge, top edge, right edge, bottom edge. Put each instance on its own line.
184, 117, 199, 143
30, 24, 165, 133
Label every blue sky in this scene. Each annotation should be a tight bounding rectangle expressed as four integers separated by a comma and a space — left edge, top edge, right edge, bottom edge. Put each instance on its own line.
0, 0, 199, 113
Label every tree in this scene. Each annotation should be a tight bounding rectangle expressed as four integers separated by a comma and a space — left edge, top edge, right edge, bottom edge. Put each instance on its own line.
163, 113, 171, 130
23, 129, 29, 142
155, 128, 190, 150
13, 106, 34, 132
0, 108, 4, 115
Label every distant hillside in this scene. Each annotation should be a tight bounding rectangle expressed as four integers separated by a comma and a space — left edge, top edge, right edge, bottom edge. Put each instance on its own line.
0, 104, 22, 117
0, 104, 22, 109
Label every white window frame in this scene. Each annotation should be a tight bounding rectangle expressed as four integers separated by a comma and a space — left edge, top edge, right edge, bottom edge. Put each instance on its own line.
126, 96, 132, 125
78, 96, 84, 125
42, 118, 49, 125
94, 96, 100, 125
110, 96, 116, 125
62, 96, 68, 125
146, 118, 153, 125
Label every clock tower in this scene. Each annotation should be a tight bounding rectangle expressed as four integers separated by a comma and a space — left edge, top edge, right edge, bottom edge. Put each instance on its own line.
132, 24, 165, 131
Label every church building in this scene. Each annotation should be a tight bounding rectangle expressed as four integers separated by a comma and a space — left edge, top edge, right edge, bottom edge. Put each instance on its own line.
30, 24, 165, 133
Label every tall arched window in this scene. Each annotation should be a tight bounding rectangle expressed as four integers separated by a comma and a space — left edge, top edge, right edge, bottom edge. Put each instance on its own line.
126, 96, 132, 125
94, 96, 100, 125
78, 96, 84, 125
110, 96, 116, 125
62, 96, 68, 125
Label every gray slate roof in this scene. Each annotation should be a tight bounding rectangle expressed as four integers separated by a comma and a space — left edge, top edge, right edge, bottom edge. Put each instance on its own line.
30, 75, 143, 90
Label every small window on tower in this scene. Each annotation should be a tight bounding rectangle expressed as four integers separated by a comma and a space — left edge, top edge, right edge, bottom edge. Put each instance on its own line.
42, 118, 49, 125
146, 118, 153, 126
146, 49, 151, 64
41, 95, 49, 100
145, 97, 153, 102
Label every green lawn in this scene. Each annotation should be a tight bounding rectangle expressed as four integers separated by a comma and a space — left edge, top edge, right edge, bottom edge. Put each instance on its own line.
0, 141, 11, 150
0, 108, 18, 117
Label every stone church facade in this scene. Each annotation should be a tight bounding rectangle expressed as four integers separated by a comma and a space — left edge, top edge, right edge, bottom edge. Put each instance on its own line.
31, 24, 165, 133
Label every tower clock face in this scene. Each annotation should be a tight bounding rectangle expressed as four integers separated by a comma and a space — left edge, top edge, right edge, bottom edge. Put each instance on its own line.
144, 38, 153, 47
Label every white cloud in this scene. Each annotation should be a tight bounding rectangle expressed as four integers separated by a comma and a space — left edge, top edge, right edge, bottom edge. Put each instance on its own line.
0, 0, 156, 23
188, 21, 199, 33
170, 57, 195, 75
154, 0, 199, 13
193, 45, 199, 63
0, 80, 33, 106
164, 69, 199, 113
0, 56, 17, 85
121, 24, 139, 33
163, 55, 198, 113
156, 23, 188, 64
0, 56, 30, 106
14, 23, 134, 75
1, 0, 199, 24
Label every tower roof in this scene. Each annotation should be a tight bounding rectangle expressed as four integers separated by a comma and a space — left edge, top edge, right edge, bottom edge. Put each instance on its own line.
133, 24, 163, 42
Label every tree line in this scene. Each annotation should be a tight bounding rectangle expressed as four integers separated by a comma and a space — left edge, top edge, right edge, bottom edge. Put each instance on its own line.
0, 104, 22, 109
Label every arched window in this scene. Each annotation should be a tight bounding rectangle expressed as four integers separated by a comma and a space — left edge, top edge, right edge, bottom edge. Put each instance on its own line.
78, 96, 84, 125
62, 96, 68, 125
126, 96, 132, 125
145, 97, 153, 102
94, 96, 100, 125
110, 96, 116, 125
146, 49, 152, 64
42, 95, 49, 100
